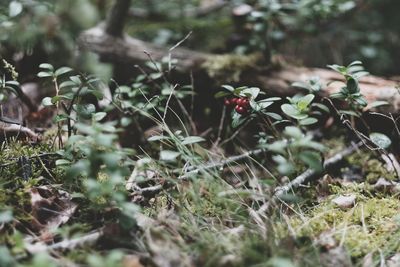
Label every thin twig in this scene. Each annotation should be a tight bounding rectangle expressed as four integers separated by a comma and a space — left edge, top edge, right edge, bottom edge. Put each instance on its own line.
26, 229, 103, 253
257, 141, 363, 215
214, 105, 226, 147
178, 148, 266, 179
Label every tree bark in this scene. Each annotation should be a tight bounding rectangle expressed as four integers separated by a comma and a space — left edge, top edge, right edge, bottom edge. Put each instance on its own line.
105, 0, 132, 37
79, 26, 400, 113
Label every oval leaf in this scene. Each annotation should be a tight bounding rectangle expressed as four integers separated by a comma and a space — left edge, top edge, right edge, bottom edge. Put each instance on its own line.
370, 132, 391, 149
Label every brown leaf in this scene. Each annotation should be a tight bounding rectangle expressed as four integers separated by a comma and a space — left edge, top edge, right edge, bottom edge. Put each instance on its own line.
123, 255, 144, 267
320, 246, 352, 267
26, 186, 77, 240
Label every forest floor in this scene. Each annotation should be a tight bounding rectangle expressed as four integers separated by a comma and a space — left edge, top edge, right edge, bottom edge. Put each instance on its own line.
1, 98, 400, 267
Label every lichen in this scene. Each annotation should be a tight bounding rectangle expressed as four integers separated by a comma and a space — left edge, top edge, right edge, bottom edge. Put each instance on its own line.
202, 53, 263, 84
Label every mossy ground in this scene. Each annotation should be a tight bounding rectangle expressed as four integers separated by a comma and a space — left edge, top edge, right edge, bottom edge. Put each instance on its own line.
288, 183, 400, 263
1, 133, 399, 267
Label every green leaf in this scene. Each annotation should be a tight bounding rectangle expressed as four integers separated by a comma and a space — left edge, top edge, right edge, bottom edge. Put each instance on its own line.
353, 71, 369, 79
37, 71, 53, 78
327, 64, 346, 74
54, 114, 69, 123
214, 91, 231, 98
264, 112, 282, 121
297, 94, 314, 110
9, 1, 22, 17
281, 104, 307, 120
93, 112, 107, 122
241, 87, 260, 99
221, 85, 234, 92
346, 77, 359, 94
291, 81, 310, 91
5, 81, 20, 88
181, 136, 205, 145
312, 103, 330, 113
330, 92, 345, 99
370, 132, 391, 149
263, 97, 281, 102
339, 110, 360, 117
42, 97, 54, 107
267, 257, 296, 267
150, 73, 163, 80
368, 101, 389, 109
349, 60, 363, 67
299, 151, 323, 171
120, 117, 132, 127
277, 162, 295, 175
69, 75, 81, 84
55, 67, 73, 77
354, 96, 368, 107
39, 63, 54, 71
91, 90, 104, 100
231, 112, 248, 128
284, 126, 303, 139
268, 140, 287, 154
299, 117, 318, 125
256, 99, 274, 109
74, 104, 96, 119
160, 150, 180, 162
59, 81, 75, 89
0, 210, 13, 223
55, 159, 72, 166
147, 135, 169, 142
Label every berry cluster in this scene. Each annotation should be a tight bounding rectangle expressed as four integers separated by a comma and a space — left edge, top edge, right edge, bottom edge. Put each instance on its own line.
224, 97, 251, 115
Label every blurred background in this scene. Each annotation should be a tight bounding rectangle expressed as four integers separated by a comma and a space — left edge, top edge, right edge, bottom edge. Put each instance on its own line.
1, 0, 399, 84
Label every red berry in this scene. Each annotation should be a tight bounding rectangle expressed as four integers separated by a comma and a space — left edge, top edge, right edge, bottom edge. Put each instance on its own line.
236, 98, 244, 106
230, 98, 238, 105
241, 99, 250, 108
235, 105, 247, 115
224, 99, 231, 106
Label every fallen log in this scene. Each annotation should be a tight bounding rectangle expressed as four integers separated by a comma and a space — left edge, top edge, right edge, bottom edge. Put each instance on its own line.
78, 26, 208, 72
78, 26, 400, 113
253, 66, 400, 113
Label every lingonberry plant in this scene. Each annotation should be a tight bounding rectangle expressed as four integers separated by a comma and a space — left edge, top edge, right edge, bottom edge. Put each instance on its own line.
216, 84, 327, 175
38, 64, 106, 143
329, 61, 388, 117
267, 126, 325, 174
113, 58, 193, 129
327, 61, 393, 151
216, 85, 281, 128
329, 61, 369, 115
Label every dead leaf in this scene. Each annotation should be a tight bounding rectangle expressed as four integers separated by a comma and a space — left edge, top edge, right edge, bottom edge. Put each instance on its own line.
146, 228, 192, 267
25, 186, 77, 242
362, 253, 374, 267
320, 246, 352, 267
123, 255, 144, 267
387, 253, 400, 267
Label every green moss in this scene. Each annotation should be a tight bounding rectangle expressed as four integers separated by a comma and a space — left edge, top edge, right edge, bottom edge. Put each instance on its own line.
289, 184, 400, 258
0, 141, 56, 185
346, 152, 396, 183
202, 53, 263, 84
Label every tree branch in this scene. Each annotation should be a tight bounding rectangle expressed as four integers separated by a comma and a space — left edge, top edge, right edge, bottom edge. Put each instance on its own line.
105, 0, 132, 37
